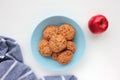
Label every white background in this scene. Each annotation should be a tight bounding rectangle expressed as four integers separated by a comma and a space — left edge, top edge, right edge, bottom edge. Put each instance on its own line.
0, 0, 120, 80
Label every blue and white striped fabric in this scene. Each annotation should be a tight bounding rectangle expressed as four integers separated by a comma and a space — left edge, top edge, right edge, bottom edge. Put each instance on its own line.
0, 36, 77, 80
40, 75, 77, 80
0, 36, 38, 80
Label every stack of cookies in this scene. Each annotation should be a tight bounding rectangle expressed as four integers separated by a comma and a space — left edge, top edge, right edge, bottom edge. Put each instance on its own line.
38, 24, 76, 64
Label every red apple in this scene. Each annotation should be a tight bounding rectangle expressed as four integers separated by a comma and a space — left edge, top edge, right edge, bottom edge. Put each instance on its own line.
88, 14, 108, 34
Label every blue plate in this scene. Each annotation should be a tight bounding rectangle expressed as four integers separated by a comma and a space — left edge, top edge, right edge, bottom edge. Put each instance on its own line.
31, 16, 86, 71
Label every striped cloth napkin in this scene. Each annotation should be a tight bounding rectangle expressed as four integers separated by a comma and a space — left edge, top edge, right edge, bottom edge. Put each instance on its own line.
0, 36, 77, 80
40, 75, 77, 80
0, 36, 37, 80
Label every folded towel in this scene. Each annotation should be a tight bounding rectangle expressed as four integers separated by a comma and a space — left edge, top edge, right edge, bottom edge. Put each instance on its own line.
0, 36, 37, 80
0, 36, 77, 80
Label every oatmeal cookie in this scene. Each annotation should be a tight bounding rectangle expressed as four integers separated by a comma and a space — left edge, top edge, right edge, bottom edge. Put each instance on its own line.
67, 41, 76, 52
51, 52, 61, 61
57, 50, 73, 64
59, 24, 75, 40
38, 39, 52, 56
49, 34, 67, 53
43, 25, 59, 40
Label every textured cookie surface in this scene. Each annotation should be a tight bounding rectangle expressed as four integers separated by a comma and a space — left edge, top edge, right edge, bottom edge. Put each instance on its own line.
38, 39, 52, 56
59, 24, 75, 40
51, 52, 61, 61
67, 41, 76, 52
57, 50, 73, 64
43, 25, 59, 40
49, 34, 67, 53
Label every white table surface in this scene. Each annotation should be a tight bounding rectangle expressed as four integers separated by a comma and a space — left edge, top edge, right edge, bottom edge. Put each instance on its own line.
0, 0, 120, 80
